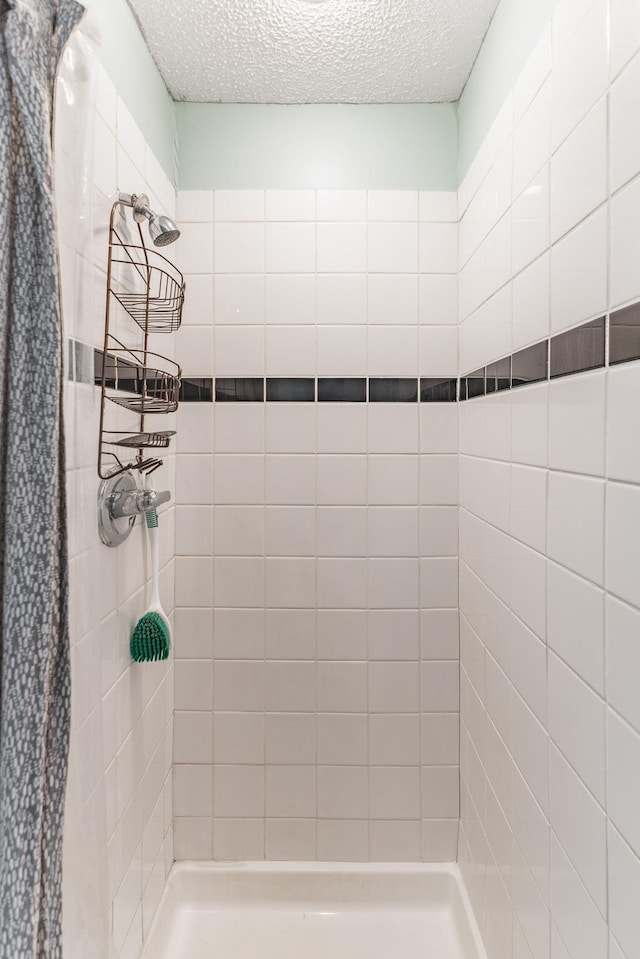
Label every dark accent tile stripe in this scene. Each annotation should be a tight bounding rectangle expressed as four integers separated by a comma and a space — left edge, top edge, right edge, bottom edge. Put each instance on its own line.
550, 317, 605, 379
94, 349, 115, 389
215, 377, 262, 402
180, 377, 213, 402
465, 368, 486, 399
610, 303, 640, 366
93, 348, 103, 386
318, 378, 366, 402
369, 378, 418, 402
77, 298, 640, 404
74, 341, 94, 385
266, 378, 315, 402
420, 378, 458, 402
117, 357, 140, 394
511, 341, 548, 388
486, 357, 511, 394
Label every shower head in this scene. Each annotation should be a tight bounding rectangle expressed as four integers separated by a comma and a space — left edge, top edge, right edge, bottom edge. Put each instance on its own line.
120, 193, 181, 247
148, 213, 181, 247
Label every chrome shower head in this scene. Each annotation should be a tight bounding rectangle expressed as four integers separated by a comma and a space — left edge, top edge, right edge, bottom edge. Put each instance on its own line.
148, 213, 181, 247
121, 192, 181, 247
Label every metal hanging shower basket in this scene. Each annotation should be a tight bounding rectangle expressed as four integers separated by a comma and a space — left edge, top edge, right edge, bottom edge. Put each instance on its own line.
97, 195, 185, 479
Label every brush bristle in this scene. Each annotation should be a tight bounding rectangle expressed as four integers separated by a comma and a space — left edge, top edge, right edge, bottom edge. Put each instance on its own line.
145, 508, 158, 529
130, 612, 170, 662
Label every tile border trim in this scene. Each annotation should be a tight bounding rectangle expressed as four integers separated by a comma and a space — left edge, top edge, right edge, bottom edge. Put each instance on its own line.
460, 309, 628, 401
67, 305, 640, 403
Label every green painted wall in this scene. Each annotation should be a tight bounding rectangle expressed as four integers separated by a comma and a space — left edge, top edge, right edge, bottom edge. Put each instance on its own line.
457, 0, 562, 180
84, 0, 176, 180
176, 103, 458, 190
83, 0, 565, 190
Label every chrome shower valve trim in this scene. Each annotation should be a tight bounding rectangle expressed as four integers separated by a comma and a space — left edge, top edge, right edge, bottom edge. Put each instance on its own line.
97, 470, 171, 547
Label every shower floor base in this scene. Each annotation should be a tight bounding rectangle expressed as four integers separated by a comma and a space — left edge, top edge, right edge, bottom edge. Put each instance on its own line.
141, 862, 486, 959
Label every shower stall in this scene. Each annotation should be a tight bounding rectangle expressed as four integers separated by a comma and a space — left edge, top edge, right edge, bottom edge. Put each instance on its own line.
54, 0, 640, 957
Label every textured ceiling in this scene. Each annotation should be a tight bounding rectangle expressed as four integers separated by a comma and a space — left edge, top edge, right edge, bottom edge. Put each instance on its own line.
127, 0, 500, 104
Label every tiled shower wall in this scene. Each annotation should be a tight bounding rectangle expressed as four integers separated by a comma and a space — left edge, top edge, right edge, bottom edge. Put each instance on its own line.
457, 2, 640, 959
172, 190, 462, 862
56, 41, 175, 958
56, 1, 640, 954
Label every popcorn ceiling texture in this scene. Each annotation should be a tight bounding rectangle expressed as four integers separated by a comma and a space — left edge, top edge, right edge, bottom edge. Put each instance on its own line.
128, 0, 500, 103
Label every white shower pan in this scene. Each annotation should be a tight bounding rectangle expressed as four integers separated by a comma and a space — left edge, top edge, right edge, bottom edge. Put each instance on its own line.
141, 861, 487, 959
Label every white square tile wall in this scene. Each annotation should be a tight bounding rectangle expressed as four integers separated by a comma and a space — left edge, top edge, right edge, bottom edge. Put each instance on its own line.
172, 187, 460, 864
175, 188, 458, 377
457, 3, 640, 959
174, 397, 460, 864
56, 55, 175, 959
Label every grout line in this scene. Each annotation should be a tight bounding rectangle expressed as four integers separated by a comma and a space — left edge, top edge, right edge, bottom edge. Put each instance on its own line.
603, 57, 612, 941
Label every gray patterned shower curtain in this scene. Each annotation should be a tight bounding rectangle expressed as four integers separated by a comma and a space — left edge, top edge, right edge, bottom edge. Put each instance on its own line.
0, 0, 83, 956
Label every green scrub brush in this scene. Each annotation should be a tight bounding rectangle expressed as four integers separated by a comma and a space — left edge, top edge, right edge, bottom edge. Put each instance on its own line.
130, 502, 171, 662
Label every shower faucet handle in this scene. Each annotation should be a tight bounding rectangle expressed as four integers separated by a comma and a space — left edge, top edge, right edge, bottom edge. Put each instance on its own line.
98, 471, 172, 547
109, 485, 171, 519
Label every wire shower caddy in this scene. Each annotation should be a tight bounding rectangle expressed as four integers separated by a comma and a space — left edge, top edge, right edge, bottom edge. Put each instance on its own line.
97, 199, 184, 480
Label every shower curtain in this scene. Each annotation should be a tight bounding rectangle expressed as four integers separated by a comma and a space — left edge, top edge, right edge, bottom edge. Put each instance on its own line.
0, 0, 83, 956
